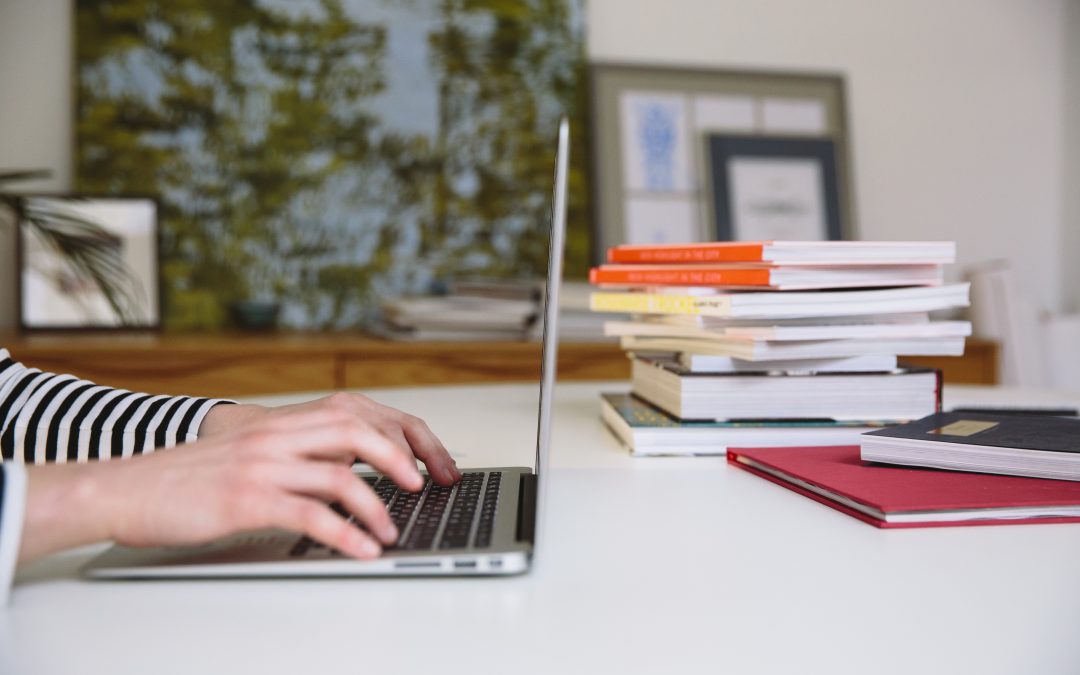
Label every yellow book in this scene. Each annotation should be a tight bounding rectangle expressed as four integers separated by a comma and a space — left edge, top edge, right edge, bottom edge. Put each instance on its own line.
588, 284, 970, 320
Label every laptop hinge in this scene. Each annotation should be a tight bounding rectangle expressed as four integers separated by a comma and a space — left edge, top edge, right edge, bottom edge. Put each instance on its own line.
515, 473, 538, 544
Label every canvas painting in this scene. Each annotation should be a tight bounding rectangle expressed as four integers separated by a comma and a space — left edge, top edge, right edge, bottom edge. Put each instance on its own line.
76, 0, 589, 329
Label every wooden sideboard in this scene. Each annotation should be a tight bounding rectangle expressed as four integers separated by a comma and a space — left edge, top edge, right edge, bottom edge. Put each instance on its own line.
0, 333, 999, 397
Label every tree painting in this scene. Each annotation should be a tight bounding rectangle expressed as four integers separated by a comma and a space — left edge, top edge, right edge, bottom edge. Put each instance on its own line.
76, 0, 589, 330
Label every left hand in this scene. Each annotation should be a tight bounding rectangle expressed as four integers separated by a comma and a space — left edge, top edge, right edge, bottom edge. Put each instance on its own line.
199, 392, 462, 486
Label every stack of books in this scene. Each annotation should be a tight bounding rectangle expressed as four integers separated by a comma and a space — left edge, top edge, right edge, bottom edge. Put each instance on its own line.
377, 279, 541, 341
589, 240, 971, 456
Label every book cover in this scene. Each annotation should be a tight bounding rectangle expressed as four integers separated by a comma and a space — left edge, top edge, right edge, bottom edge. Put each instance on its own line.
600, 393, 881, 457
728, 445, 1080, 528
588, 284, 970, 319
863, 412, 1080, 453
860, 412, 1080, 481
589, 264, 944, 290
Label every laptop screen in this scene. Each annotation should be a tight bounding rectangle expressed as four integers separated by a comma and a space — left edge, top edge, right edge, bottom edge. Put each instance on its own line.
530, 117, 569, 550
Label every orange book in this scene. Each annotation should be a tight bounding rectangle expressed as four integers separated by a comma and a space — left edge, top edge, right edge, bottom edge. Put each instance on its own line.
590, 265, 773, 287
588, 264, 945, 290
605, 241, 956, 266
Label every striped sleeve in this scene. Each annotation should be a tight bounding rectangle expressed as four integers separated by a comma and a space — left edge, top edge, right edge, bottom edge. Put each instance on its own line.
0, 349, 232, 465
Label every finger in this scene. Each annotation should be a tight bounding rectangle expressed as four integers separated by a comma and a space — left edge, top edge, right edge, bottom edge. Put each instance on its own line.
264, 493, 383, 560
270, 462, 398, 545
318, 394, 451, 480
240, 419, 425, 491
396, 415, 460, 485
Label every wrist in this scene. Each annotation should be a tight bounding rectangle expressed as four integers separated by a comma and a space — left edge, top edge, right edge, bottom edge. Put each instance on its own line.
197, 403, 267, 438
19, 463, 114, 565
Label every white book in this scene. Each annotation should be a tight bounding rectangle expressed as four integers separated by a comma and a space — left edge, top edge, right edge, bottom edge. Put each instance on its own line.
605, 319, 970, 342
620, 334, 967, 361
600, 392, 883, 457
678, 353, 898, 374
654, 312, 931, 328
631, 358, 940, 422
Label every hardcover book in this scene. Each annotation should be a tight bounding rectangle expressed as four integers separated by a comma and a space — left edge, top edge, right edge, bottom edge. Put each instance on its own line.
860, 412, 1080, 482
728, 444, 1080, 528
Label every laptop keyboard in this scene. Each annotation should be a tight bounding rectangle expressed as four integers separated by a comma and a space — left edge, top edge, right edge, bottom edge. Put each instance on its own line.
288, 471, 502, 558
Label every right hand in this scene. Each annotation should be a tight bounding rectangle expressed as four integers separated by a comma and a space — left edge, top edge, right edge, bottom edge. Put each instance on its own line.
19, 406, 445, 566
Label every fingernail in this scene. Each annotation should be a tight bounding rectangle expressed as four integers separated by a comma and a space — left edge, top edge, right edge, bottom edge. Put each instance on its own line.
359, 538, 381, 558
383, 523, 399, 542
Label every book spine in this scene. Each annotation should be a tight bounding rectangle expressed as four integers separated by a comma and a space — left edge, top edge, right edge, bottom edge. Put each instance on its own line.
589, 267, 774, 287
606, 243, 766, 264
589, 292, 733, 316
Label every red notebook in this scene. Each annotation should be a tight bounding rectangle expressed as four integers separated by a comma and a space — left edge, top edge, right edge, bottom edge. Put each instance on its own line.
728, 445, 1080, 528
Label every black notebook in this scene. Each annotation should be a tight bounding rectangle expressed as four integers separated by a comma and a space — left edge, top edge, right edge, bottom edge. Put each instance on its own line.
860, 411, 1080, 482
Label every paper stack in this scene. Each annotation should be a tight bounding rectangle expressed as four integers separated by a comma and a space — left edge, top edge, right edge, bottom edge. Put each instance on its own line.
589, 240, 971, 456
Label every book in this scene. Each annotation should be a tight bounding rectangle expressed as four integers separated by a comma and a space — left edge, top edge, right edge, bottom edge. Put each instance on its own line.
630, 357, 941, 422
728, 444, 1080, 528
606, 240, 957, 265
589, 263, 944, 290
588, 283, 970, 319
604, 318, 971, 342
678, 353, 898, 374
620, 334, 966, 361
600, 393, 882, 457
860, 412, 1080, 482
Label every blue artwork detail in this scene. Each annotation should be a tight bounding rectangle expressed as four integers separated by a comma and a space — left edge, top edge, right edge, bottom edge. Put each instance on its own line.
638, 102, 678, 190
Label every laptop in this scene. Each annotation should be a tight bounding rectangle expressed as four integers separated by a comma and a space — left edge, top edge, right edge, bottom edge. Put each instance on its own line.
82, 118, 569, 578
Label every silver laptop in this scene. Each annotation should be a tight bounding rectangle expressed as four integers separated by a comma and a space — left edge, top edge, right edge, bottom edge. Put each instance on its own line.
82, 118, 569, 579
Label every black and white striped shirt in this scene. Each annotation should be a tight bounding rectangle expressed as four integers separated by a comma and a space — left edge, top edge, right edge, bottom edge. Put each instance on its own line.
0, 348, 228, 603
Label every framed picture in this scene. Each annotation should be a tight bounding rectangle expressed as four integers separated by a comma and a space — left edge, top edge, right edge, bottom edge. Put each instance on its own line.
706, 135, 843, 241
590, 62, 854, 256
17, 195, 161, 331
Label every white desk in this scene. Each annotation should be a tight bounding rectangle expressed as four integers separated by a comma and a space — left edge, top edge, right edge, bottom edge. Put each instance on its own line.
6, 382, 1080, 675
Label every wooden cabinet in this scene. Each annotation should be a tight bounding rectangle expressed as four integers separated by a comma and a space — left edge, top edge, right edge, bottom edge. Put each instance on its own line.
0, 333, 997, 397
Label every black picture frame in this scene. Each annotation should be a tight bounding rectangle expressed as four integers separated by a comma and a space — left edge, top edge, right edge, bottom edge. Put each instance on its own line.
16, 194, 162, 333
706, 135, 844, 242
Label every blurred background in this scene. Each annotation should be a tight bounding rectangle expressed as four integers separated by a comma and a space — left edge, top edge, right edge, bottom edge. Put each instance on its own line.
0, 0, 1078, 390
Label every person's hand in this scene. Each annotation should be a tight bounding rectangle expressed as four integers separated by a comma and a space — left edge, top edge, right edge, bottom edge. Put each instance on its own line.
18, 404, 456, 566
199, 392, 462, 486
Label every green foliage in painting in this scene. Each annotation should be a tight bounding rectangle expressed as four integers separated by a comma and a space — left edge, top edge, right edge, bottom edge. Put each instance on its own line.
76, 0, 591, 330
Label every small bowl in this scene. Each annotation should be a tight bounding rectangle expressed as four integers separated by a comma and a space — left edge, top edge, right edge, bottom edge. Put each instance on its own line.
229, 300, 281, 331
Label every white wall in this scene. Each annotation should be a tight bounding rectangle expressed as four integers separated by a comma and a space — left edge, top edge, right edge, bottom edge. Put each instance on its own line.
0, 0, 1073, 328
0, 0, 73, 329
590, 0, 1069, 312
1065, 0, 1080, 313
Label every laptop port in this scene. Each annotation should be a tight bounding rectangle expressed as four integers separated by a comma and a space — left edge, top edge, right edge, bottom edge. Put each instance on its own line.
394, 561, 440, 569
453, 560, 477, 569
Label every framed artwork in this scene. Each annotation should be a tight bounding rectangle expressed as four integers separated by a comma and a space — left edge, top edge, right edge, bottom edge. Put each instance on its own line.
17, 196, 161, 331
706, 135, 843, 241
590, 62, 854, 256
75, 1, 591, 330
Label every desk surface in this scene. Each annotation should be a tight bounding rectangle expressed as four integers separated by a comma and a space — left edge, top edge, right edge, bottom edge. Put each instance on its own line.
6, 382, 1080, 675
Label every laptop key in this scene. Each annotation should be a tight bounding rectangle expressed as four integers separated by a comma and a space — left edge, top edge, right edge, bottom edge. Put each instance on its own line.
473, 472, 502, 548
439, 472, 485, 549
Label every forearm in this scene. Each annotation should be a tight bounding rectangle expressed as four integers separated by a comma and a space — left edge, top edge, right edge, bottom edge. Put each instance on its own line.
196, 403, 267, 438
18, 462, 118, 565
